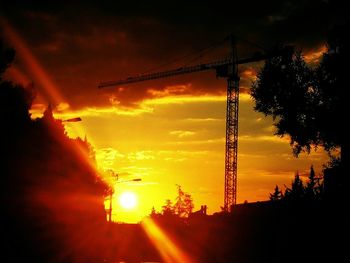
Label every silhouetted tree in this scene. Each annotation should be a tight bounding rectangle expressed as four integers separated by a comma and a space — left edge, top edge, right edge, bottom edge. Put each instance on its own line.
158, 185, 194, 218
252, 24, 349, 200
174, 185, 194, 218
314, 25, 346, 161
271, 166, 326, 202
251, 51, 314, 156
305, 165, 318, 200
150, 206, 157, 218
270, 185, 283, 201
284, 172, 305, 200
162, 199, 175, 216
251, 24, 346, 161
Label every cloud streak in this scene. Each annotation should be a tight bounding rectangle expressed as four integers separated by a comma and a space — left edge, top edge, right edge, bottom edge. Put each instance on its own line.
2, 0, 344, 110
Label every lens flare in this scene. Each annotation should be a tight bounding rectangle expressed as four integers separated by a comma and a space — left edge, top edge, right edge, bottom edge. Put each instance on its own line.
141, 217, 196, 263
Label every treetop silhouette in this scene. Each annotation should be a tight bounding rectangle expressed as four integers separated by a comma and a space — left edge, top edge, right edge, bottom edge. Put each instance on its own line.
252, 24, 346, 158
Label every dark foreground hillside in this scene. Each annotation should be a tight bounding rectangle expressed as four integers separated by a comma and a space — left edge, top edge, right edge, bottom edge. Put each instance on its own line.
105, 200, 348, 263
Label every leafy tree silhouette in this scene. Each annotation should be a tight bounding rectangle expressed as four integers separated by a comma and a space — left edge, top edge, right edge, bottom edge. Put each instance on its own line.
252, 24, 349, 201
314, 24, 346, 161
284, 172, 304, 200
305, 165, 318, 200
269, 185, 283, 201
251, 24, 346, 160
154, 185, 194, 219
251, 51, 314, 156
270, 166, 326, 202
174, 184, 194, 218
150, 206, 158, 218
162, 199, 175, 217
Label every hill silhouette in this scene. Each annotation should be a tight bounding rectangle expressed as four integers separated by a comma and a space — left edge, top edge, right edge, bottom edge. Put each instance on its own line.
1, 40, 109, 263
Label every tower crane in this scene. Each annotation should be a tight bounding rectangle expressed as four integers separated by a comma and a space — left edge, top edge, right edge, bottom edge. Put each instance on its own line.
98, 35, 292, 211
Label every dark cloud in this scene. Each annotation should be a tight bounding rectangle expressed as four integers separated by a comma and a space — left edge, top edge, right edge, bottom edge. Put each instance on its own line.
1, 0, 347, 108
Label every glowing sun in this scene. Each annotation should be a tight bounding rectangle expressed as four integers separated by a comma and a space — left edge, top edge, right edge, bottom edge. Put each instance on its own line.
119, 191, 137, 209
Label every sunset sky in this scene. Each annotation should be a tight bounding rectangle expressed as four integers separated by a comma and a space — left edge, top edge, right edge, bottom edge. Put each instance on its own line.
1, 1, 346, 223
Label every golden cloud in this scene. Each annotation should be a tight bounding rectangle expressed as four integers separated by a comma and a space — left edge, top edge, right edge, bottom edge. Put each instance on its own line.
169, 130, 196, 138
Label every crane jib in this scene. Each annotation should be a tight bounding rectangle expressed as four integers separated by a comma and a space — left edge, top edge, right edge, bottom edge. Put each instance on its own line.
98, 41, 293, 211
98, 46, 292, 88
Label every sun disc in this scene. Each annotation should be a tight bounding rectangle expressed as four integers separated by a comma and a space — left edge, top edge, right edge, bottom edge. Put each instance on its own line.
119, 191, 137, 209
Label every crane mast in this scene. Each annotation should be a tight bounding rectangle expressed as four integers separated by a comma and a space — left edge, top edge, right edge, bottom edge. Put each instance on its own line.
98, 36, 293, 212
224, 36, 239, 211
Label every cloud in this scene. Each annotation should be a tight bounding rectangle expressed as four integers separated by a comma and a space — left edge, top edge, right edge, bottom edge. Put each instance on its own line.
2, 0, 344, 110
158, 150, 209, 157
144, 94, 226, 105
51, 94, 226, 119
95, 148, 125, 167
239, 134, 289, 143
127, 151, 155, 161
304, 44, 327, 64
238, 153, 268, 159
185, 117, 222, 122
117, 166, 153, 178
166, 137, 225, 146
56, 102, 70, 111
53, 105, 153, 119
169, 130, 196, 138
240, 67, 258, 82
147, 84, 192, 97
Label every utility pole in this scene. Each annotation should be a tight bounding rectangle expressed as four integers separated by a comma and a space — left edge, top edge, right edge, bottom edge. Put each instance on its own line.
108, 191, 113, 223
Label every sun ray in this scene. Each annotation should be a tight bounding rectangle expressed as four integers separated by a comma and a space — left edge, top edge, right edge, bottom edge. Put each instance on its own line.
141, 217, 196, 263
1, 17, 64, 105
0, 17, 113, 187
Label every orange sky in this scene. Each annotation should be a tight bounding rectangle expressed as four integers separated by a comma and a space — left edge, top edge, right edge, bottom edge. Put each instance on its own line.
0, 3, 336, 222
58, 92, 328, 223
